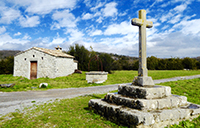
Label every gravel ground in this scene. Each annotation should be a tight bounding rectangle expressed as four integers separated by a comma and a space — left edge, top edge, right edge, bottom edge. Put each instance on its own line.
0, 74, 200, 117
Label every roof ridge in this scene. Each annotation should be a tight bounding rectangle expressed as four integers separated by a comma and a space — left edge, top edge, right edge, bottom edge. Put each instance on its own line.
15, 47, 74, 58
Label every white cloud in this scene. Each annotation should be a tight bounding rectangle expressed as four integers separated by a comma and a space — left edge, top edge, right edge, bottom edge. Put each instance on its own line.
22, 34, 31, 40
150, 0, 164, 8
104, 21, 136, 35
47, 32, 66, 45
160, 2, 189, 23
119, 12, 127, 16
82, 13, 93, 20
174, 4, 187, 12
84, 35, 139, 57
8, 0, 77, 15
168, 14, 182, 24
65, 28, 84, 42
175, 19, 200, 35
14, 32, 21, 36
161, 25, 169, 30
133, 0, 140, 5
160, 12, 173, 22
0, 6, 21, 24
160, 1, 170, 7
102, 2, 118, 17
90, 30, 103, 36
83, 0, 91, 7
149, 31, 200, 57
19, 15, 40, 27
51, 10, 77, 29
0, 33, 29, 47
0, 26, 6, 34
90, 2, 104, 11
96, 17, 103, 23
81, 2, 118, 23
50, 37, 66, 45
94, 11, 101, 17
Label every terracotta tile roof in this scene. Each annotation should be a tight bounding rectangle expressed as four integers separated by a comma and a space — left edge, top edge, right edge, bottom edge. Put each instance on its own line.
15, 47, 75, 58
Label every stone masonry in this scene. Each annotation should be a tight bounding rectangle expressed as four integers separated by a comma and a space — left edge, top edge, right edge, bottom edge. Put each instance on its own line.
88, 9, 200, 127
132, 9, 154, 86
88, 84, 200, 127
14, 46, 77, 79
86, 71, 108, 84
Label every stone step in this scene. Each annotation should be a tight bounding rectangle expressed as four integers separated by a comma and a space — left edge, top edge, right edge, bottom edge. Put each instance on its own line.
118, 84, 171, 99
88, 99, 200, 128
104, 93, 188, 111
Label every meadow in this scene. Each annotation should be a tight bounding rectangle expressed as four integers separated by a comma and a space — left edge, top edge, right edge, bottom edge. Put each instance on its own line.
0, 77, 200, 127
0, 70, 200, 92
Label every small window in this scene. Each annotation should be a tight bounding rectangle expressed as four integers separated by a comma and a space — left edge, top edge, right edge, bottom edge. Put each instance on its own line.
24, 58, 26, 61
33, 55, 35, 57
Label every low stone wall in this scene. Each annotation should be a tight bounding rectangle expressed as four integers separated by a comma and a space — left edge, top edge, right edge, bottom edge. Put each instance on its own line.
86, 71, 108, 84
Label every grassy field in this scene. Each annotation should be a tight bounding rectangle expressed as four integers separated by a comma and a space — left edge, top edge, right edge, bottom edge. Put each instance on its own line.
0, 77, 200, 127
0, 70, 200, 92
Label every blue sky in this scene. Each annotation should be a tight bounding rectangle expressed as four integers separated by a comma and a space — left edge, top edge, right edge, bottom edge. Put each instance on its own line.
0, 0, 200, 58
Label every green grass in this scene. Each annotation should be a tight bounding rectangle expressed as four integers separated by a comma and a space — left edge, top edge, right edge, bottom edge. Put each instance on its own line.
158, 78, 200, 104
158, 78, 200, 128
0, 94, 125, 128
0, 78, 200, 128
0, 70, 200, 92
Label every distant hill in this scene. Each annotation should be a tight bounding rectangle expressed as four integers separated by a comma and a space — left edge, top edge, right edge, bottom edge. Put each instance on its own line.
193, 56, 200, 62
96, 52, 138, 61
0, 50, 21, 59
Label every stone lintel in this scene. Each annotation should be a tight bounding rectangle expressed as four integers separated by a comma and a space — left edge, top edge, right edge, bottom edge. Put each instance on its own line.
133, 76, 155, 86
104, 93, 188, 111
118, 84, 171, 99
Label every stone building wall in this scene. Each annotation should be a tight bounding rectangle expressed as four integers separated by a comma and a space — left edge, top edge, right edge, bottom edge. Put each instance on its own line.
55, 57, 77, 77
14, 49, 56, 79
14, 48, 77, 79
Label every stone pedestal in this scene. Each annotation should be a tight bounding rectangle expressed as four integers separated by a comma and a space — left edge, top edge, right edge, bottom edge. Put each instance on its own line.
133, 76, 155, 86
88, 9, 200, 127
88, 83, 200, 127
86, 71, 108, 84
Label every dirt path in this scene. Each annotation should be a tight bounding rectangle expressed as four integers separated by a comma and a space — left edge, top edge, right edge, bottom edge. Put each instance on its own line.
1, 75, 200, 116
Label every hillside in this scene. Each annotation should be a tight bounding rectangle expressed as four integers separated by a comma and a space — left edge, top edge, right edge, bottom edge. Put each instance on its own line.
0, 50, 21, 59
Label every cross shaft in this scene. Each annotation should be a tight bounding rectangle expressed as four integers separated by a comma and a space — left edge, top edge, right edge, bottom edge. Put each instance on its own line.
131, 9, 154, 86
132, 10, 153, 77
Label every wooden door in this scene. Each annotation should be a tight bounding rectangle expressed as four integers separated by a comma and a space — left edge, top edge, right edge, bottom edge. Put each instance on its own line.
30, 61, 37, 79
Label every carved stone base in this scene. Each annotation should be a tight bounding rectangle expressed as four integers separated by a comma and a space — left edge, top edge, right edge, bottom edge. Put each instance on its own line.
89, 99, 200, 128
133, 76, 154, 86
88, 83, 200, 128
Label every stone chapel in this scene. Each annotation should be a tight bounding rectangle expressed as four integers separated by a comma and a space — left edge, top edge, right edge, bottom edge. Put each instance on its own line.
13, 46, 78, 79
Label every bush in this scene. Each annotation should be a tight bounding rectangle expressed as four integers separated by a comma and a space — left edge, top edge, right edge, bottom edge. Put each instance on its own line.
0, 56, 14, 74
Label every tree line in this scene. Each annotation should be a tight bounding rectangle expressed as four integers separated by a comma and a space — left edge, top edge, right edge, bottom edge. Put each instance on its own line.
147, 56, 200, 70
67, 44, 200, 72
0, 44, 200, 75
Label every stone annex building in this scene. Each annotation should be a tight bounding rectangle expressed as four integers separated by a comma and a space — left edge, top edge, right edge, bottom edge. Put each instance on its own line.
13, 46, 78, 79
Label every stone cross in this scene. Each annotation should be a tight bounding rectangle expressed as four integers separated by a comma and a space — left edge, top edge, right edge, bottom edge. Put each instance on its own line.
131, 9, 154, 86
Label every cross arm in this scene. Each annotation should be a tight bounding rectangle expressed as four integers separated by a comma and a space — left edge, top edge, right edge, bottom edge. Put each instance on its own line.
131, 18, 143, 26
146, 21, 153, 28
131, 18, 153, 28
